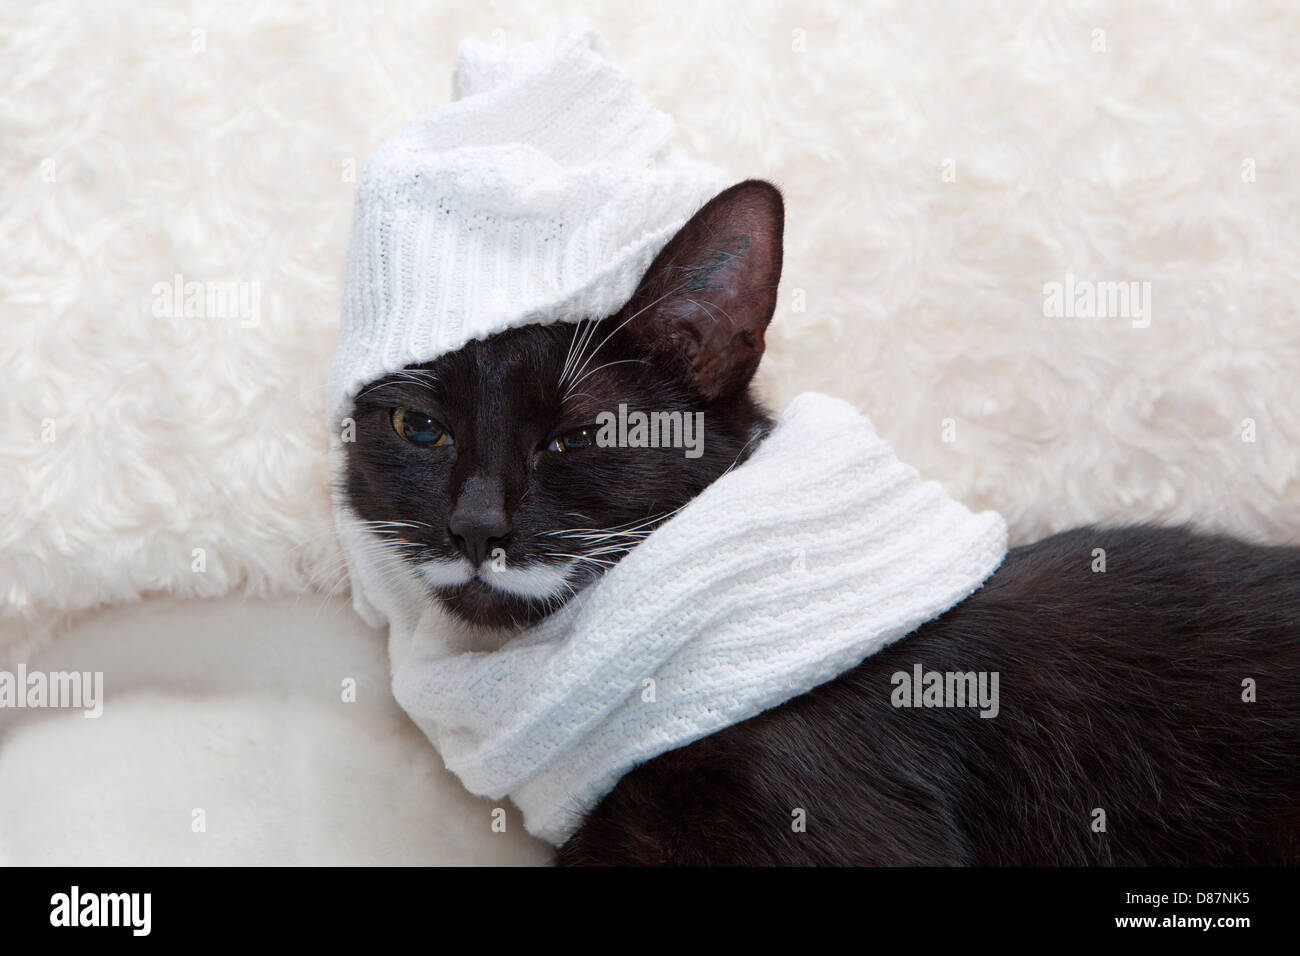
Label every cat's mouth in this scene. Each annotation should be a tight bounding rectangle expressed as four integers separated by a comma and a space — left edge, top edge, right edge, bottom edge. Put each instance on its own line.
418, 556, 579, 628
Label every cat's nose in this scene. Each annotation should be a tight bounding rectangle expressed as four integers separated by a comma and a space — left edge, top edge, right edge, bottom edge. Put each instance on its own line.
448, 509, 511, 568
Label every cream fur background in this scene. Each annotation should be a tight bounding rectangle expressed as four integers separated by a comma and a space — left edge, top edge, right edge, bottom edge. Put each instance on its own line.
0, 594, 550, 864
2, 0, 1299, 864
4, 0, 1300, 633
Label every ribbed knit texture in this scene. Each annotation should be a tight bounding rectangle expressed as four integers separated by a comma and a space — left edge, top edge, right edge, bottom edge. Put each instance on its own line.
390, 393, 1009, 845
326, 15, 731, 426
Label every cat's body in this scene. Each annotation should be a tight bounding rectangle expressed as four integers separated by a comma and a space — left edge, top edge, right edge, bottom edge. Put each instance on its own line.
341, 180, 1300, 865
557, 524, 1300, 865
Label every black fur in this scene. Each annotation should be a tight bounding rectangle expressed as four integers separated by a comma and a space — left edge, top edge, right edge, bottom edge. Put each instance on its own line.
343, 179, 1300, 865
342, 321, 770, 628
556, 525, 1300, 865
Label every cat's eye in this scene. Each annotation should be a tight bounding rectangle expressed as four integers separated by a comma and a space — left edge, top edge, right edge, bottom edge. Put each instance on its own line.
392, 408, 452, 447
547, 428, 594, 453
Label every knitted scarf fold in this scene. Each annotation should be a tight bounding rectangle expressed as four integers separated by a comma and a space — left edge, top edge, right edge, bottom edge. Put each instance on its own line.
389, 392, 1009, 844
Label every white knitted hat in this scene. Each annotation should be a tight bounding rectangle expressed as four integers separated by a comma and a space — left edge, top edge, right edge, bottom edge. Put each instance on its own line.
327, 15, 732, 425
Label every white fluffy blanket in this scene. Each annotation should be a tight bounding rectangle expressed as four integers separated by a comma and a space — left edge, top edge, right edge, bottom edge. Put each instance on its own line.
0, 595, 549, 864
3, 1, 1298, 864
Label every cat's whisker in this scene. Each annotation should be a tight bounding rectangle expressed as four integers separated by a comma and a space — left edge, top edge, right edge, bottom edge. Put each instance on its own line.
543, 510, 677, 538
562, 283, 685, 398
549, 553, 616, 570
559, 317, 606, 393
558, 318, 600, 389
719, 429, 766, 478
566, 358, 647, 393
282, 526, 348, 555
582, 545, 636, 557
313, 534, 418, 602
535, 574, 582, 616
349, 518, 438, 533
352, 370, 442, 405
678, 294, 731, 326
557, 319, 586, 384
542, 528, 653, 540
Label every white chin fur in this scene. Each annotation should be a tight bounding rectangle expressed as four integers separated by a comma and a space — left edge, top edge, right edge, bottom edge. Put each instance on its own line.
418, 557, 575, 601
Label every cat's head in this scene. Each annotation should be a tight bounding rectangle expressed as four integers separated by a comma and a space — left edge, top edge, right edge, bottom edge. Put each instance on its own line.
341, 180, 784, 628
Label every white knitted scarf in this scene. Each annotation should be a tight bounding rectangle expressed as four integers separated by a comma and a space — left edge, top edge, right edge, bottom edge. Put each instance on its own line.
387, 392, 1009, 845
330, 18, 1008, 845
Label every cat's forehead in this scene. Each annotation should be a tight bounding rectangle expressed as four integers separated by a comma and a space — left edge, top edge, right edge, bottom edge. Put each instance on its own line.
437, 322, 582, 377
356, 320, 643, 421
446, 322, 636, 394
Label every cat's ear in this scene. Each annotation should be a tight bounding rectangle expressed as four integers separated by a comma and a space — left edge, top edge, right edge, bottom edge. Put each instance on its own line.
622, 179, 784, 401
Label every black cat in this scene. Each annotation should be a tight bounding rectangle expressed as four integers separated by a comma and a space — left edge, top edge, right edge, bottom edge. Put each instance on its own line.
342, 180, 1300, 865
